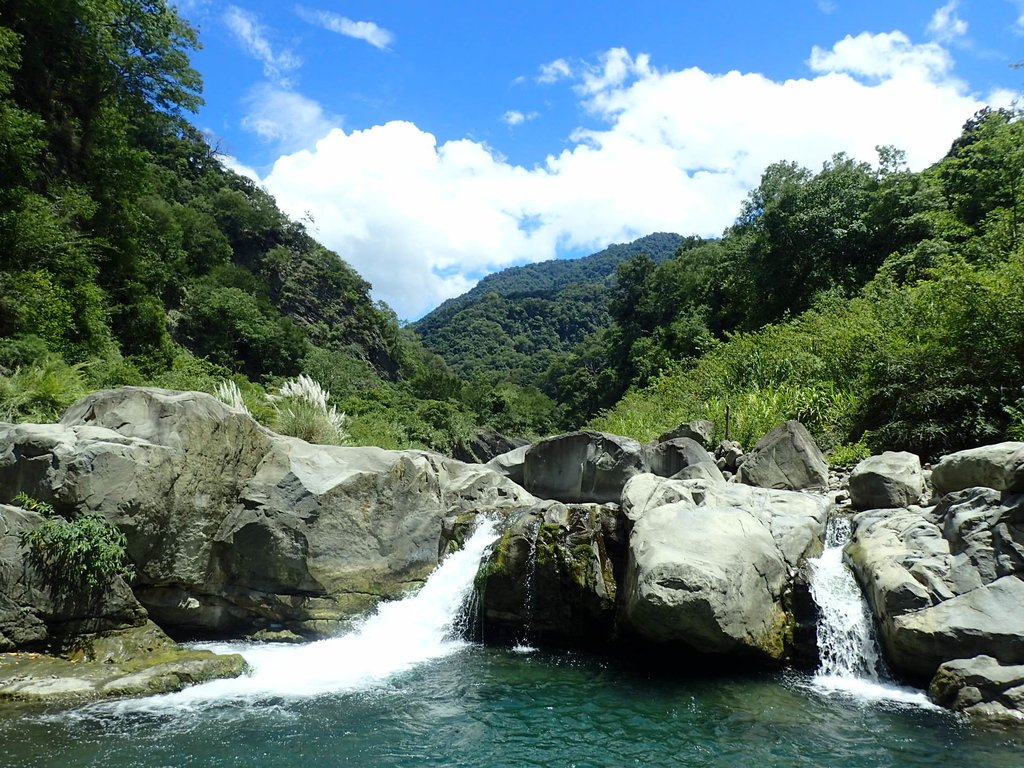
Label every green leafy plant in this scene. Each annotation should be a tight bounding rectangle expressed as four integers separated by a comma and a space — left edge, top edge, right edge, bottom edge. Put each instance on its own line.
14, 494, 133, 595
829, 441, 872, 468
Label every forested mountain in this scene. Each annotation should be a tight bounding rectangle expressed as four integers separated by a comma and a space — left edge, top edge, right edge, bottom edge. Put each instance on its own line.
412, 233, 683, 384
0, 0, 555, 453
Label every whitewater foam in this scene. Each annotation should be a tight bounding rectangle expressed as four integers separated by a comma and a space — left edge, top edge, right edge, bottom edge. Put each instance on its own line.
96, 518, 499, 713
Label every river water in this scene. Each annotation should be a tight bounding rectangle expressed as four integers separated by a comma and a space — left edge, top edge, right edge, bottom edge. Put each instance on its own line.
2, 519, 1023, 767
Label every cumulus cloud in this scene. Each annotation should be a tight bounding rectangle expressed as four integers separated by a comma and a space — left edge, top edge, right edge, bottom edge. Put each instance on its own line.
223, 5, 301, 86
296, 6, 394, 50
502, 110, 539, 126
927, 1, 968, 43
809, 31, 953, 80
254, 33, 991, 319
242, 84, 341, 151
538, 58, 573, 84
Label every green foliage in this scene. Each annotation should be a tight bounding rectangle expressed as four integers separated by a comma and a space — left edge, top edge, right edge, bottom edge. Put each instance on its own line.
14, 493, 133, 596
0, 357, 87, 423
829, 441, 872, 468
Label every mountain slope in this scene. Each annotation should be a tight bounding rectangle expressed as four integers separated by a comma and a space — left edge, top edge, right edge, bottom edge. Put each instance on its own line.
412, 233, 684, 384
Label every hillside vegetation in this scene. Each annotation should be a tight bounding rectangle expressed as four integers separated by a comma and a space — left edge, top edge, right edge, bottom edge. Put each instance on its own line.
0, 0, 557, 452
587, 112, 1024, 460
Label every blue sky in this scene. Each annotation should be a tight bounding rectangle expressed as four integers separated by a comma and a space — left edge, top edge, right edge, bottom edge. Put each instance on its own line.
176, 1, 1023, 319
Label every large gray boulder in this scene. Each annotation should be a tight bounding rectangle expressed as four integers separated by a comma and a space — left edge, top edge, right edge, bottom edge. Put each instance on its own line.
0, 387, 536, 638
644, 437, 720, 481
849, 451, 925, 510
737, 421, 828, 491
657, 420, 715, 449
620, 477, 829, 662
847, 488, 1024, 683
521, 430, 646, 504
928, 655, 1024, 721
931, 442, 1024, 496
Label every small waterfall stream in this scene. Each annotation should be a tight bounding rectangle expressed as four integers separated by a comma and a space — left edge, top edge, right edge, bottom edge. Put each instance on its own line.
512, 520, 542, 653
98, 518, 501, 712
807, 515, 933, 706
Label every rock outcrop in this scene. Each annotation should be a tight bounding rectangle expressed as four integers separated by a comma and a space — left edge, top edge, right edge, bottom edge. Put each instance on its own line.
0, 501, 245, 704
737, 421, 828, 491
931, 442, 1024, 496
849, 451, 925, 511
0, 387, 535, 639
619, 476, 829, 663
847, 487, 1024, 684
521, 431, 646, 504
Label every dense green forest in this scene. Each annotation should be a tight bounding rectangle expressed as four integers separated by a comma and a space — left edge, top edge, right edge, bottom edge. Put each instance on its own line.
0, 0, 559, 452
586, 114, 1024, 460
2, 1, 1022, 463
413, 233, 682, 385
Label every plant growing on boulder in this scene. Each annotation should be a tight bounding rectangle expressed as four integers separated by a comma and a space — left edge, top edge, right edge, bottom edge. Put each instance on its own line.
14, 493, 133, 596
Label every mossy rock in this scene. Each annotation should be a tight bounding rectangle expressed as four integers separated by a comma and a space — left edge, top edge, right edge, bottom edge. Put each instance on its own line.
0, 621, 247, 706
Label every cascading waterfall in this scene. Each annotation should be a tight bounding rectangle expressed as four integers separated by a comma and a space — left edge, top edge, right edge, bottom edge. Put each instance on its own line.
807, 515, 932, 706
101, 518, 500, 712
808, 516, 883, 681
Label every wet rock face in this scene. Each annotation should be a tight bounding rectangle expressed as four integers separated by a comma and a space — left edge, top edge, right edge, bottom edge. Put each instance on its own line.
847, 487, 1024, 685
472, 501, 619, 648
0, 387, 536, 640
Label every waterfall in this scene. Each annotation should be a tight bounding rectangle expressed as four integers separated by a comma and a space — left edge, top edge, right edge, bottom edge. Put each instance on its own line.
808, 517, 883, 680
806, 515, 933, 706
104, 518, 500, 711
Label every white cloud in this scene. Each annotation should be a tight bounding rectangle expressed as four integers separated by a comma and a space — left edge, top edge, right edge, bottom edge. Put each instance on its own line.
241, 84, 341, 151
254, 34, 990, 320
816, 0, 838, 13
538, 58, 573, 84
223, 5, 301, 86
809, 31, 953, 80
502, 110, 539, 126
296, 7, 393, 50
927, 1, 968, 43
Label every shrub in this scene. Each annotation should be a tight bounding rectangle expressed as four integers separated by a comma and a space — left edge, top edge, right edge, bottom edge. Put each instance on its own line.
14, 493, 133, 596
269, 374, 349, 445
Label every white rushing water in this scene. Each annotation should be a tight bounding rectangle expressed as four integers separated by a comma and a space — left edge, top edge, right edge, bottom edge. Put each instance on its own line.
807, 516, 934, 707
101, 518, 500, 712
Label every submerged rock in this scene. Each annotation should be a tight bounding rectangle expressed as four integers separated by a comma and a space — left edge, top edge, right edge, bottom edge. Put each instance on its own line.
0, 621, 246, 704
928, 655, 1024, 722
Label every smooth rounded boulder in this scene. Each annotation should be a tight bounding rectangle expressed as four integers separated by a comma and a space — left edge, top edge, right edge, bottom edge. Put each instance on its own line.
849, 451, 924, 510
931, 442, 1024, 496
522, 430, 646, 504
620, 478, 829, 662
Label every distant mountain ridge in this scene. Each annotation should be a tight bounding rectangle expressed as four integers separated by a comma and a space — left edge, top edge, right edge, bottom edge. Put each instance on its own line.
412, 233, 684, 384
